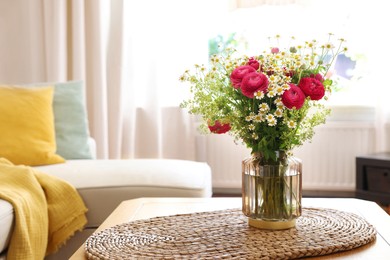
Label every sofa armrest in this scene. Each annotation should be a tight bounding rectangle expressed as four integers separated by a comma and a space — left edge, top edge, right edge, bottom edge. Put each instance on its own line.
0, 199, 14, 255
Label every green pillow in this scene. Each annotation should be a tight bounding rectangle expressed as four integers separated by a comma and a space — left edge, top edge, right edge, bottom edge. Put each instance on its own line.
27, 81, 93, 159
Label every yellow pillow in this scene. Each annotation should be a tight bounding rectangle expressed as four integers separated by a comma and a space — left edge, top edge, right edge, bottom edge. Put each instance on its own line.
0, 85, 65, 166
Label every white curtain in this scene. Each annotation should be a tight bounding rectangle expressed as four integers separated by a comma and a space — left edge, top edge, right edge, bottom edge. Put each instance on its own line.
0, 0, 219, 160
0, 0, 112, 158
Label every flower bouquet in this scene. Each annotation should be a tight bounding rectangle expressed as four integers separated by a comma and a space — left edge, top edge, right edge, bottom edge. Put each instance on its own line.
180, 34, 346, 228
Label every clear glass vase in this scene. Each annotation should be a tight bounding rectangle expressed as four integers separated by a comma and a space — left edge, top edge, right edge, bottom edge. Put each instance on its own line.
242, 151, 302, 229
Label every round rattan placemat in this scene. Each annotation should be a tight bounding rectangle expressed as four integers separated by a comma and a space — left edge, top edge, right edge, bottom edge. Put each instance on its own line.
85, 207, 376, 259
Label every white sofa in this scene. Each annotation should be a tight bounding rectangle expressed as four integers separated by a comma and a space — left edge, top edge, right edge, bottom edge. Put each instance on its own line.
0, 81, 212, 259
0, 158, 212, 259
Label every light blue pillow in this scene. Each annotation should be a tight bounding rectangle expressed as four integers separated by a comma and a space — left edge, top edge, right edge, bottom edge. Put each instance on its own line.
26, 81, 93, 159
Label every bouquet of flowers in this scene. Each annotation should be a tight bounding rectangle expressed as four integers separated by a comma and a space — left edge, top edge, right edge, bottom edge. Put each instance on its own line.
180, 34, 347, 161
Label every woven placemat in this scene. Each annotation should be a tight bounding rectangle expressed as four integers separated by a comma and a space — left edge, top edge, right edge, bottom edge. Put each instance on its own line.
85, 207, 376, 259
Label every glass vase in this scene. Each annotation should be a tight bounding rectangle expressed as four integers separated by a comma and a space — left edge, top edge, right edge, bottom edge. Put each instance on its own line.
242, 151, 302, 229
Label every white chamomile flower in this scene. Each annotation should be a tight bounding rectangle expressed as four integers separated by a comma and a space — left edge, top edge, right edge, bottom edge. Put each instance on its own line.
307, 41, 316, 48
247, 112, 256, 120
274, 109, 283, 118
267, 90, 276, 98
267, 118, 277, 126
274, 97, 282, 105
252, 133, 259, 140
269, 75, 280, 83
324, 43, 335, 50
253, 114, 264, 122
248, 124, 255, 131
266, 114, 277, 126
275, 66, 283, 73
276, 86, 284, 95
287, 120, 297, 128
283, 83, 290, 90
245, 115, 253, 122
259, 103, 269, 112
254, 91, 264, 100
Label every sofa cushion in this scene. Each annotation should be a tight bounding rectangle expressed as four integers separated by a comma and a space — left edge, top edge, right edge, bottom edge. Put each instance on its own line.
0, 199, 14, 254
0, 85, 65, 166
34, 159, 211, 190
24, 81, 93, 160
34, 159, 212, 227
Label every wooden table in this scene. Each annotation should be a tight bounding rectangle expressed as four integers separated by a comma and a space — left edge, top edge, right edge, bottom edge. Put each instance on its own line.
70, 197, 390, 259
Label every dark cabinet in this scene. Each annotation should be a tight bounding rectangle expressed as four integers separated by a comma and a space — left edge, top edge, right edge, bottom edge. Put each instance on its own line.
356, 153, 390, 204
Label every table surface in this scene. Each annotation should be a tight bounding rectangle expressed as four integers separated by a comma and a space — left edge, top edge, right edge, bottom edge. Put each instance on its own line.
70, 197, 390, 260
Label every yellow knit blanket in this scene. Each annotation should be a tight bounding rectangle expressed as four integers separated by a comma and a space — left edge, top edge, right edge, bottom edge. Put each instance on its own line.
0, 158, 87, 260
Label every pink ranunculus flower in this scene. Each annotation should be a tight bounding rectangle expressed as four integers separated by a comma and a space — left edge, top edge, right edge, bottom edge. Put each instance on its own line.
240, 72, 269, 98
282, 83, 305, 109
247, 57, 260, 70
230, 65, 256, 89
298, 77, 325, 100
271, 47, 280, 54
208, 120, 231, 134
310, 73, 324, 82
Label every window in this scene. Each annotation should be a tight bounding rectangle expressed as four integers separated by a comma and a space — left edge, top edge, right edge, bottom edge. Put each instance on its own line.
123, 0, 390, 112
205, 0, 387, 110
